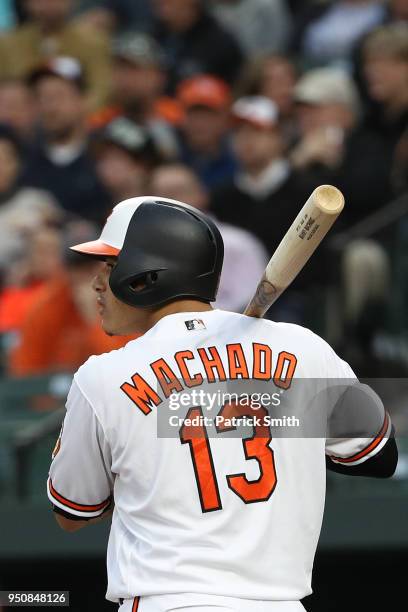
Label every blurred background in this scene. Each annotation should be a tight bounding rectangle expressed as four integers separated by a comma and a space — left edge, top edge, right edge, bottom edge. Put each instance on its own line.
0, 0, 407, 610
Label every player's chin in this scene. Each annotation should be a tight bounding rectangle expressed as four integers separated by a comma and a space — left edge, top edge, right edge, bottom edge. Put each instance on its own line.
101, 317, 119, 337
101, 316, 131, 337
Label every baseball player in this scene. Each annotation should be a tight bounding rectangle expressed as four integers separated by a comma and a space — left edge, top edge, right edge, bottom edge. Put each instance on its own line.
48, 197, 398, 612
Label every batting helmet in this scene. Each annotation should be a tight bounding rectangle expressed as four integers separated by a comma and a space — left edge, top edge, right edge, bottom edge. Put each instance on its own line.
70, 196, 224, 308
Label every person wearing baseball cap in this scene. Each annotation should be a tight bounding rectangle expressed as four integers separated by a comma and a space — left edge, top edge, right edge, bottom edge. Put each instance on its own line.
91, 117, 162, 205
211, 95, 310, 253
289, 68, 361, 193
0, 0, 110, 111
27, 56, 86, 92
210, 95, 316, 321
88, 31, 180, 161
177, 75, 231, 111
289, 67, 367, 227
89, 31, 182, 132
23, 56, 110, 223
293, 68, 360, 139
176, 75, 237, 189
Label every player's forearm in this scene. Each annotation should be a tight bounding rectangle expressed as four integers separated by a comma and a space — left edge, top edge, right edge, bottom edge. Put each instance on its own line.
54, 504, 114, 532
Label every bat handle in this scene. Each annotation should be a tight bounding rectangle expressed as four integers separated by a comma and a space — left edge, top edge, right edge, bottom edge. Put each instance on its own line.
244, 304, 264, 318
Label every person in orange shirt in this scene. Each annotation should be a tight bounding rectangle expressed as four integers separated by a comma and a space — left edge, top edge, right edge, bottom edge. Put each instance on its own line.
0, 226, 63, 335
9, 222, 134, 376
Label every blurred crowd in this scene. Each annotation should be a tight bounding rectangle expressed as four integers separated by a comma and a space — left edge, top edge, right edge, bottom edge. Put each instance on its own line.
0, 0, 407, 378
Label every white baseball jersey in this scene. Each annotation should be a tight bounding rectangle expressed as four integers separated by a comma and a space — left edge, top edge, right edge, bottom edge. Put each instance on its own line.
47, 309, 390, 604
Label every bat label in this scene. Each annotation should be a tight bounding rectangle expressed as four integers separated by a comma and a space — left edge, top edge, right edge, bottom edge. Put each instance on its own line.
307, 223, 320, 240
298, 216, 317, 239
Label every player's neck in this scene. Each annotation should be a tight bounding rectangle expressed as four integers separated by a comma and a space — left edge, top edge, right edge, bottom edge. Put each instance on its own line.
147, 300, 213, 329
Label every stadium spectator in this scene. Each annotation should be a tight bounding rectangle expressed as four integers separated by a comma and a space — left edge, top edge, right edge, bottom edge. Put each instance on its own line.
89, 31, 180, 159
211, 0, 292, 55
0, 79, 37, 142
176, 75, 237, 189
362, 24, 408, 132
22, 58, 110, 223
150, 162, 268, 312
289, 61, 401, 353
0, 0, 111, 111
152, 0, 243, 89
210, 96, 310, 255
0, 124, 60, 276
235, 54, 298, 144
92, 117, 162, 204
0, 226, 63, 337
290, 67, 360, 200
292, 0, 387, 68
210, 96, 319, 323
75, 0, 154, 34
9, 222, 134, 377
339, 23, 408, 224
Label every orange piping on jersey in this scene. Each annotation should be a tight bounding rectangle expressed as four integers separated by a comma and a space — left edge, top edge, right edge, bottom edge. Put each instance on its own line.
329, 413, 390, 464
174, 350, 203, 387
197, 346, 226, 382
49, 479, 111, 512
273, 351, 297, 389
252, 343, 272, 380
226, 343, 250, 379
132, 597, 140, 612
120, 374, 162, 415
150, 358, 183, 398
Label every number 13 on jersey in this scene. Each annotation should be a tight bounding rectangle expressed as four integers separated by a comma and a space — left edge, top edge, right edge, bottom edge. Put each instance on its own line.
179, 401, 277, 513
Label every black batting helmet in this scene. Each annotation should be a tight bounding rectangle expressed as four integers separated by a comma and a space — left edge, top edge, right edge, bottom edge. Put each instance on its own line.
70, 197, 224, 308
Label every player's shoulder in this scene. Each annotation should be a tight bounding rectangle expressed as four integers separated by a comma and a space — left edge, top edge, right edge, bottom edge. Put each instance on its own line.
74, 336, 143, 388
244, 314, 321, 340
266, 319, 355, 376
219, 310, 330, 349
258, 317, 340, 357
263, 319, 324, 341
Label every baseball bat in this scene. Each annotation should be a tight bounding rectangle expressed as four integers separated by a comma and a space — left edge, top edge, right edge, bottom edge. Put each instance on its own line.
244, 184, 345, 318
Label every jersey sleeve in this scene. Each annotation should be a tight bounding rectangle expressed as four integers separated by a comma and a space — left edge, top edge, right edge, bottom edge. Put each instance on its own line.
323, 344, 392, 467
47, 379, 114, 519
